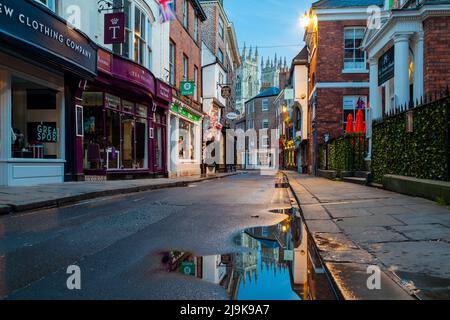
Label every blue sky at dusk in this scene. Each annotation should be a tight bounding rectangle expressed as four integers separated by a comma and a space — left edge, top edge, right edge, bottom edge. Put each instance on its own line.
224, 0, 313, 65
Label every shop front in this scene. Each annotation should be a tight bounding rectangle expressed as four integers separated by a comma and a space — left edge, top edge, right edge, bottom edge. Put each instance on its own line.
78, 48, 167, 180
169, 99, 203, 177
0, 0, 97, 186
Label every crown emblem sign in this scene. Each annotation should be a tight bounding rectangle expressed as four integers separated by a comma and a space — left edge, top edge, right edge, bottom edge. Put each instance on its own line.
111, 18, 119, 25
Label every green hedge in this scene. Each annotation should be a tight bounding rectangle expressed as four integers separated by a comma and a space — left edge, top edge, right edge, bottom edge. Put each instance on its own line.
372, 97, 449, 183
319, 133, 367, 173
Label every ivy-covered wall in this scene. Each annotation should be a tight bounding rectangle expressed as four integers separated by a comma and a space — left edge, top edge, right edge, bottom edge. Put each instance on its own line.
372, 97, 450, 183
319, 133, 367, 173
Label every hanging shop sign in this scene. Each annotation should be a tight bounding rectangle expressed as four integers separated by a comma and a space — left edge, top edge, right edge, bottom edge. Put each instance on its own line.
284, 88, 294, 100
221, 85, 231, 98
104, 12, 125, 44
378, 46, 394, 86
225, 112, 238, 120
180, 261, 195, 276
156, 79, 173, 102
180, 81, 195, 96
0, 0, 97, 76
171, 104, 201, 122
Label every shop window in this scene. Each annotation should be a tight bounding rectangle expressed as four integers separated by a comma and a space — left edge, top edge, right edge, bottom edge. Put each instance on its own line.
82, 92, 149, 171
179, 119, 196, 161
344, 27, 366, 71
343, 96, 367, 131
11, 76, 61, 159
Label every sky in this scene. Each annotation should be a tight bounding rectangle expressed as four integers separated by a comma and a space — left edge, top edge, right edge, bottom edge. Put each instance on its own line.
224, 0, 313, 65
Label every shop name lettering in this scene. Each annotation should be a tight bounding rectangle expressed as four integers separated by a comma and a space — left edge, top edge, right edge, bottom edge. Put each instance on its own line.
159, 85, 170, 98
37, 123, 58, 142
0, 3, 92, 60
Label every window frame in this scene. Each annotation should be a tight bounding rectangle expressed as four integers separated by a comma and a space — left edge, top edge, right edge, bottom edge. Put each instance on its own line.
169, 41, 176, 86
182, 54, 189, 82
218, 15, 224, 40
343, 27, 366, 72
182, 0, 188, 29
262, 99, 269, 111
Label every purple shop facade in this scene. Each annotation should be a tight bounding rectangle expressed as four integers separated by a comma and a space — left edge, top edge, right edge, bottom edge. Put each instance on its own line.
74, 48, 172, 179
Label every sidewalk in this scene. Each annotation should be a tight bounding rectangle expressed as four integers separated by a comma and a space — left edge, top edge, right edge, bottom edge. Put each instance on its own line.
284, 172, 450, 300
0, 172, 241, 215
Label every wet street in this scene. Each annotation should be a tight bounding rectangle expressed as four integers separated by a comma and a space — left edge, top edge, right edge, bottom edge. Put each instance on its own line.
0, 173, 333, 300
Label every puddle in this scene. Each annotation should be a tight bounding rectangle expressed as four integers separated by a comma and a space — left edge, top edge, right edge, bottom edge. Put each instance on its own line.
160, 209, 338, 300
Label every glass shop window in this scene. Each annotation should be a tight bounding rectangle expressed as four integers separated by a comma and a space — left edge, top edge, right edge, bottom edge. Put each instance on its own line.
82, 92, 106, 169
11, 76, 61, 159
179, 119, 195, 160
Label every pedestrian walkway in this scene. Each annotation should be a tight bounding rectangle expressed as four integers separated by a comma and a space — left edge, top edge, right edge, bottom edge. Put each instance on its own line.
284, 172, 450, 300
0, 172, 241, 215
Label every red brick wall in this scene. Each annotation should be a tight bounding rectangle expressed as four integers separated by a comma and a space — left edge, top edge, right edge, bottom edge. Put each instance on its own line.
170, 0, 202, 110
424, 17, 450, 96
316, 20, 370, 83
315, 88, 369, 143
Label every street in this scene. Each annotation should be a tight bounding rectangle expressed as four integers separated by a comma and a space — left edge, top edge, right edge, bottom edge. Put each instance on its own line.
0, 173, 291, 300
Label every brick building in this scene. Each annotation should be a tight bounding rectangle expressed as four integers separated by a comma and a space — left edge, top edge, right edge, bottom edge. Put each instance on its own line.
363, 0, 450, 158
304, 0, 383, 173
244, 87, 280, 169
168, 0, 207, 177
199, 0, 241, 172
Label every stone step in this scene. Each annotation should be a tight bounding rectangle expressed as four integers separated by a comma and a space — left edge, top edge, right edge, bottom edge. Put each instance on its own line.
342, 176, 368, 186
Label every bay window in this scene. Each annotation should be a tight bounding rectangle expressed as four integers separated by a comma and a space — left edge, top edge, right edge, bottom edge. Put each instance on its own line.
134, 6, 147, 65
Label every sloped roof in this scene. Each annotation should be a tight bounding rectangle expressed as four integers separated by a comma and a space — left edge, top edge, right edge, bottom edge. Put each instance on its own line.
312, 0, 384, 8
246, 87, 280, 104
293, 46, 308, 65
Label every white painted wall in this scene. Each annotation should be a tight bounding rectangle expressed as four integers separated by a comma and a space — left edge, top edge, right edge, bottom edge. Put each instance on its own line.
58, 0, 169, 78
293, 64, 309, 141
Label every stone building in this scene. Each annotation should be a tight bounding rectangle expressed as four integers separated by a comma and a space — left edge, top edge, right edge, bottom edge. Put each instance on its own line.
235, 44, 260, 116
260, 55, 289, 92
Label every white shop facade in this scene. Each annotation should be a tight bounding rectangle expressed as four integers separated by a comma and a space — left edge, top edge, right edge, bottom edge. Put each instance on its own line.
0, 0, 97, 186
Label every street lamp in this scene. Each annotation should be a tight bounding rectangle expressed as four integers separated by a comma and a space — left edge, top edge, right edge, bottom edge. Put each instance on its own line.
301, 11, 318, 31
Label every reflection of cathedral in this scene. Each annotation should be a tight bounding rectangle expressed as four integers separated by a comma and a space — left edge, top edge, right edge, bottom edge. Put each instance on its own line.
235, 44, 259, 116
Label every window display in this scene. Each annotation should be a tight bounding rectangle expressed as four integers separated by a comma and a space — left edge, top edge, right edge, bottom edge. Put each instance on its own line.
179, 118, 196, 160
11, 76, 61, 159
82, 91, 149, 171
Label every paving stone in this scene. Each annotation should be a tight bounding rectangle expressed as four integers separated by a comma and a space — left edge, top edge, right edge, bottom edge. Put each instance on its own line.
335, 215, 405, 228
314, 232, 359, 251
301, 205, 330, 220
324, 207, 373, 218
393, 224, 450, 242
391, 213, 446, 226
341, 226, 409, 244
367, 206, 417, 215
325, 262, 414, 300
305, 219, 341, 233
369, 241, 450, 279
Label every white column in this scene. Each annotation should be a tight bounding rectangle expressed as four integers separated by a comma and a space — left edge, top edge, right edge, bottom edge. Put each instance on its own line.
366, 58, 380, 160
413, 32, 424, 103
394, 33, 411, 109
369, 58, 381, 120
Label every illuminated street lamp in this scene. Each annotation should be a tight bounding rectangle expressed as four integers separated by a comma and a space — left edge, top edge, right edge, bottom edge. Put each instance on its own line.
301, 11, 318, 31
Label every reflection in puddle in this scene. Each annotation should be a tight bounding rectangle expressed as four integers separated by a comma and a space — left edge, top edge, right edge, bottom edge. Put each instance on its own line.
161, 209, 337, 300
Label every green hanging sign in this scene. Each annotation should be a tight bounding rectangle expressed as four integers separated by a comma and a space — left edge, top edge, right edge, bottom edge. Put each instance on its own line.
181, 261, 195, 276
180, 81, 195, 96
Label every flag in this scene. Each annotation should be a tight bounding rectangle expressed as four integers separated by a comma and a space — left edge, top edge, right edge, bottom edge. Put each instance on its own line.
159, 0, 176, 23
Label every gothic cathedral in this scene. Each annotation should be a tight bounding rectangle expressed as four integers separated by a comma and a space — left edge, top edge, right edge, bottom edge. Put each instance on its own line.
235, 44, 259, 115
